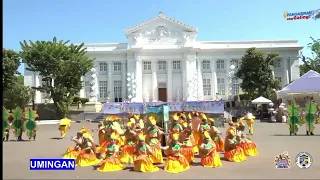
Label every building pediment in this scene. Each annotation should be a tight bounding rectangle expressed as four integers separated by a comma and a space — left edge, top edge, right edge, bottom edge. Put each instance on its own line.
125, 12, 198, 48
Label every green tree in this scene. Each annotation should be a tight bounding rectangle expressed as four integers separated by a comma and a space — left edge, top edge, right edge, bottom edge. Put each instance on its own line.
299, 37, 320, 75
236, 48, 280, 100
19, 37, 94, 118
313, 9, 320, 20
3, 49, 20, 90
3, 75, 31, 110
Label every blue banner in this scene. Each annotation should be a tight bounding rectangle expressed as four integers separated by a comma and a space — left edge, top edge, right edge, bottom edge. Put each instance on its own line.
103, 103, 122, 114
103, 100, 224, 114
183, 100, 224, 113
30, 158, 75, 170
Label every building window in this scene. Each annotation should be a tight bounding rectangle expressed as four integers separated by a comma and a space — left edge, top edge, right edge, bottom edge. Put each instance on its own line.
232, 59, 239, 68
217, 78, 225, 95
216, 60, 225, 69
114, 81, 122, 102
203, 78, 211, 96
84, 81, 90, 98
173, 61, 181, 70
158, 61, 166, 70
232, 78, 240, 95
143, 61, 152, 70
202, 60, 211, 70
99, 81, 108, 98
99, 62, 108, 72
275, 58, 281, 68
113, 62, 121, 72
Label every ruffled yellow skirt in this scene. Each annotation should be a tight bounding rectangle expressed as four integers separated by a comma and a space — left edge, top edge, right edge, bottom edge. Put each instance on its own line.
133, 155, 159, 172
59, 125, 67, 138
76, 151, 101, 167
120, 144, 136, 164
149, 145, 164, 164
201, 151, 222, 168
224, 147, 247, 162
165, 155, 190, 173
97, 157, 125, 172
180, 146, 194, 163
62, 147, 79, 159
237, 142, 259, 156
215, 138, 225, 152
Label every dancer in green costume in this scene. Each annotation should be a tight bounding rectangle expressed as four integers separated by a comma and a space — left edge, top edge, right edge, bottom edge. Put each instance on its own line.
287, 103, 304, 136
304, 101, 317, 136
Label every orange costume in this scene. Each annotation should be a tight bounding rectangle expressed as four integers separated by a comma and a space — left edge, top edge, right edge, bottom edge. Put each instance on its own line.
145, 116, 164, 164
119, 120, 137, 164
208, 118, 225, 152
169, 113, 183, 142
179, 121, 195, 163
164, 133, 190, 173
236, 121, 259, 156
133, 134, 159, 172
197, 113, 211, 147
199, 131, 222, 168
224, 123, 246, 162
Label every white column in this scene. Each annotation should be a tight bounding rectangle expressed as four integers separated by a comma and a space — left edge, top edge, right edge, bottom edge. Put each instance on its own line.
80, 76, 85, 98
121, 61, 126, 101
182, 60, 187, 100
283, 58, 289, 86
108, 62, 113, 102
151, 61, 158, 101
167, 60, 173, 102
185, 54, 197, 101
135, 53, 143, 102
211, 59, 217, 100
197, 59, 204, 100
34, 73, 42, 103
226, 59, 231, 99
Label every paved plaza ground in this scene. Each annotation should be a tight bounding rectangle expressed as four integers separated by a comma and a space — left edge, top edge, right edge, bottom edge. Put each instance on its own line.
3, 121, 320, 179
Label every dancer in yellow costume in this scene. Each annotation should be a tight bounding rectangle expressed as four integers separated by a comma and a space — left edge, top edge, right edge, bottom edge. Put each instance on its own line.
186, 113, 199, 153
98, 122, 106, 146
120, 120, 137, 164
62, 131, 84, 159
97, 132, 126, 172
59, 116, 71, 138
208, 118, 225, 152
224, 125, 246, 162
79, 126, 93, 138
240, 112, 255, 135
133, 134, 159, 172
133, 114, 145, 129
191, 111, 201, 147
163, 133, 190, 173
169, 113, 183, 142
199, 131, 222, 168
145, 116, 164, 164
197, 113, 211, 147
75, 134, 101, 167
180, 121, 195, 163
236, 121, 259, 156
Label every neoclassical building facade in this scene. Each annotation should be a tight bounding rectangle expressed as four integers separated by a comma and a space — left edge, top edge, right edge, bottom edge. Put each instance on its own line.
24, 12, 303, 104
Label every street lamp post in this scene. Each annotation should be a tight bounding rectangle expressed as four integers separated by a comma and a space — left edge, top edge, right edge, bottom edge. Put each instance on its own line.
127, 72, 137, 102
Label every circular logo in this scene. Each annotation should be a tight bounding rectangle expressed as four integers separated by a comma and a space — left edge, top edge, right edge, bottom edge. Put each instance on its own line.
295, 152, 313, 169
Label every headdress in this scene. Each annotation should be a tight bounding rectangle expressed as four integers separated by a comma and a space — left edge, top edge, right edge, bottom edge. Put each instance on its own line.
182, 122, 188, 128
134, 114, 140, 119
238, 120, 245, 127
126, 121, 133, 127
208, 118, 214, 122
129, 112, 134, 118
172, 133, 179, 141
193, 111, 199, 117
187, 113, 192, 120
180, 113, 186, 120
99, 125, 105, 130
246, 113, 253, 119
80, 126, 87, 133
110, 132, 117, 140
204, 131, 211, 139
200, 113, 207, 120
138, 133, 146, 141
172, 113, 179, 121
129, 118, 135, 123
149, 116, 157, 125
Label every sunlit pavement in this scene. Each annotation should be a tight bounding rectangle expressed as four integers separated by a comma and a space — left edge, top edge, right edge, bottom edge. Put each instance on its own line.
3, 122, 320, 179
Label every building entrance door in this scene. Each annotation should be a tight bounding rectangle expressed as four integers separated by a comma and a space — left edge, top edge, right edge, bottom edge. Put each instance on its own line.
158, 88, 167, 102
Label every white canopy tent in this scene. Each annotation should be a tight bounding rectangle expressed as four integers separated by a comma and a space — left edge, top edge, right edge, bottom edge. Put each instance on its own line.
251, 96, 272, 104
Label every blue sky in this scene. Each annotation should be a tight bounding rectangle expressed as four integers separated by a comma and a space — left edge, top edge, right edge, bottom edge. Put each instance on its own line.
4, 0, 319, 74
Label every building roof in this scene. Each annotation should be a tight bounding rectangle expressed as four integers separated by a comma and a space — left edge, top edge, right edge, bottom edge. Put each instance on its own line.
124, 11, 198, 34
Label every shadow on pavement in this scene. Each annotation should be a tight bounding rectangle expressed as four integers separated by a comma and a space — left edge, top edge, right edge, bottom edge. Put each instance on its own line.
50, 137, 63, 140
271, 134, 320, 136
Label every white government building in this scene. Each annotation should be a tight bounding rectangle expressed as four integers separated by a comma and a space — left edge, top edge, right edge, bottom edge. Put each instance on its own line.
25, 12, 303, 104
